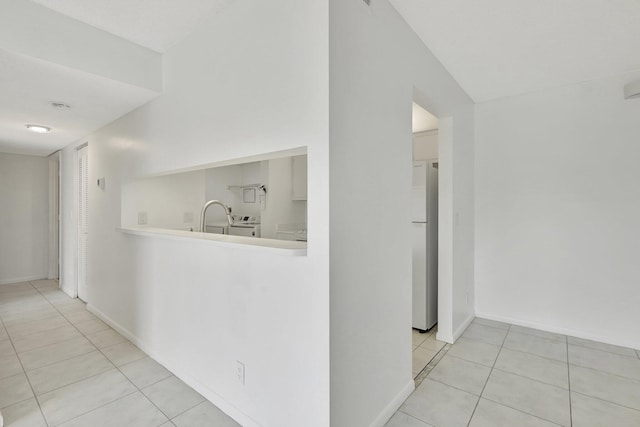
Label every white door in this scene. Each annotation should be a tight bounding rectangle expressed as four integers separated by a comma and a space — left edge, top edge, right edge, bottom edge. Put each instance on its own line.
77, 145, 88, 301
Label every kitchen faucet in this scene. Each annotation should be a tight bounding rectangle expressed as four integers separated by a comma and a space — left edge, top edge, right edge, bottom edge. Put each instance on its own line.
200, 200, 233, 232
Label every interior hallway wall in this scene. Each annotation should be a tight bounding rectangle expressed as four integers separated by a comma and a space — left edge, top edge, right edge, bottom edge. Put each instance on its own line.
329, 0, 475, 425
74, 1, 330, 426
0, 152, 49, 284
475, 70, 640, 349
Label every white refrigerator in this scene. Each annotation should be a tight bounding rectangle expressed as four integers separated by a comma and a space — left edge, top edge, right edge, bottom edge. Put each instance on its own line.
412, 160, 438, 332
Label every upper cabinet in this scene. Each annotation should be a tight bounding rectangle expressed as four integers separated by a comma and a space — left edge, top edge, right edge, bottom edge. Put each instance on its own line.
292, 155, 307, 201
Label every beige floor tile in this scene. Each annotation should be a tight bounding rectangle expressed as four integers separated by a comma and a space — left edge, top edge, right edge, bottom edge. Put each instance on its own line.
19, 336, 96, 371
5, 315, 69, 337
462, 324, 508, 346
571, 392, 640, 427
73, 318, 110, 335
63, 310, 99, 324
503, 331, 567, 362
419, 335, 446, 352
86, 328, 127, 348
472, 318, 510, 330
101, 341, 146, 367
469, 398, 560, 427
412, 330, 430, 347
0, 398, 47, 427
1, 306, 59, 325
55, 299, 87, 314
386, 411, 434, 427
509, 325, 566, 343
0, 339, 16, 358
0, 353, 23, 380
27, 350, 114, 395
12, 324, 81, 353
120, 356, 172, 389
400, 379, 478, 427
483, 370, 570, 426
0, 373, 34, 409
173, 400, 241, 427
570, 365, 640, 410
568, 336, 637, 358
494, 348, 568, 389
569, 344, 640, 381
58, 391, 168, 427
428, 355, 491, 395
412, 347, 437, 377
30, 279, 59, 289
38, 369, 137, 426
447, 337, 500, 367
142, 376, 205, 419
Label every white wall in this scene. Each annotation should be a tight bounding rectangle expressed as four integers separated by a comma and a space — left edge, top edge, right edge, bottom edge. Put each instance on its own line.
413, 130, 438, 160
475, 71, 640, 350
0, 153, 49, 284
122, 170, 205, 230
79, 1, 330, 426
329, 0, 475, 425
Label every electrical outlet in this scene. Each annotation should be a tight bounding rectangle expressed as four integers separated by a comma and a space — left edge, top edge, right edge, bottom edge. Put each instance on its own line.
183, 212, 193, 223
138, 211, 147, 225
236, 361, 245, 385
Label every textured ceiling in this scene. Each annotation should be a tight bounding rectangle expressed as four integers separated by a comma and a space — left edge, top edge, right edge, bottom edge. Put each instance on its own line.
390, 0, 640, 102
0, 49, 157, 156
30, 0, 236, 52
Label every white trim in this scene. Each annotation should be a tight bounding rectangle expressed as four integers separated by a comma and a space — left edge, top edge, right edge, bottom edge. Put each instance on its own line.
475, 311, 640, 352
368, 380, 415, 427
0, 275, 46, 285
47, 151, 61, 280
87, 304, 262, 427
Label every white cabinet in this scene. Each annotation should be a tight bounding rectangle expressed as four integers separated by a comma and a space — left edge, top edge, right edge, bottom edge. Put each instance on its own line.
292, 155, 307, 201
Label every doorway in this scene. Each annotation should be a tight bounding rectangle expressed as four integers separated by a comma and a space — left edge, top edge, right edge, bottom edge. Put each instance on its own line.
77, 144, 88, 301
410, 102, 444, 378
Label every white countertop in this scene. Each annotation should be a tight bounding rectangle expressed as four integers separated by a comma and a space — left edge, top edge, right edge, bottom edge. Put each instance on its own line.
117, 226, 307, 256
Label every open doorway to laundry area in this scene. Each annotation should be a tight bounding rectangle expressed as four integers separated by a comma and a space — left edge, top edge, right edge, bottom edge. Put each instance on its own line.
410, 102, 445, 378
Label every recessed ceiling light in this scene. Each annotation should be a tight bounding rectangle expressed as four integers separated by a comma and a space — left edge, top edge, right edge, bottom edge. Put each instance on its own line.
25, 124, 51, 133
50, 102, 71, 110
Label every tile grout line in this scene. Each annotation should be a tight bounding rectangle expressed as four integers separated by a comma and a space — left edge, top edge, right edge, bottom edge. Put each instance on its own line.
465, 323, 512, 427
30, 280, 182, 425
566, 335, 573, 427
0, 281, 51, 426
570, 389, 640, 414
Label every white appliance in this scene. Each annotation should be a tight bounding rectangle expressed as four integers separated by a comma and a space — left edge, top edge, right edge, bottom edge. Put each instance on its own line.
412, 160, 438, 332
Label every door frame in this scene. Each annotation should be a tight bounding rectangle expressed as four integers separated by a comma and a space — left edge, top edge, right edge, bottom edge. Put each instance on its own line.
48, 151, 61, 280
75, 143, 89, 301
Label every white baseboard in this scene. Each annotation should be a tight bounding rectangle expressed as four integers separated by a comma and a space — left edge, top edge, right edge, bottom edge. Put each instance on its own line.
87, 304, 261, 427
436, 311, 476, 344
0, 275, 46, 285
452, 312, 475, 342
369, 380, 415, 427
475, 311, 640, 351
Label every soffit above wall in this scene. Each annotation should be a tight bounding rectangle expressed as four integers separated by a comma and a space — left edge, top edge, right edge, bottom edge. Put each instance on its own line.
30, 0, 237, 53
390, 0, 640, 102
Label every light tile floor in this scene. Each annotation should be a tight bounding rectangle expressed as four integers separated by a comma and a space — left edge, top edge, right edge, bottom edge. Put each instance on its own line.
390, 318, 640, 427
0, 280, 240, 427
412, 328, 446, 379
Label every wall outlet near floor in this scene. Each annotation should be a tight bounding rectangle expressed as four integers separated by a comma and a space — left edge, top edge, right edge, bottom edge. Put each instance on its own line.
183, 212, 194, 223
138, 211, 147, 225
236, 360, 245, 385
